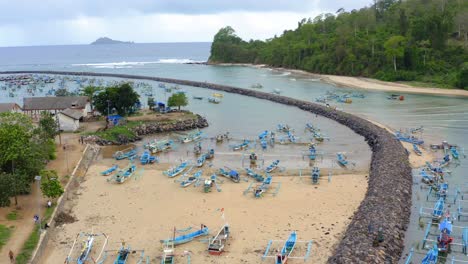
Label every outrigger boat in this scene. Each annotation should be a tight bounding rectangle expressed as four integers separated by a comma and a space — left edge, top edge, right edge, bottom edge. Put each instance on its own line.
277, 124, 291, 133
204, 174, 222, 192
181, 130, 203, 143
140, 150, 158, 165
145, 139, 174, 154
65, 231, 108, 264
419, 197, 445, 222
450, 146, 460, 160
98, 243, 148, 264
164, 161, 189, 178
307, 144, 317, 160
180, 170, 203, 188
259, 130, 269, 140
218, 168, 240, 183
197, 154, 207, 167
113, 148, 137, 160
265, 160, 280, 173
231, 140, 250, 151
395, 131, 424, 145
161, 241, 175, 264
312, 167, 320, 184
413, 144, 423, 156
337, 153, 348, 167
108, 165, 137, 184
208, 224, 230, 255
421, 244, 438, 264
275, 231, 297, 264
287, 131, 297, 143
160, 225, 209, 246
245, 168, 265, 182
101, 165, 118, 176
254, 175, 273, 198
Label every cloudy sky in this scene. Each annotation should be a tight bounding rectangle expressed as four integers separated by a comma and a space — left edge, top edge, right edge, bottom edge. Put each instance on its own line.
0, 0, 372, 47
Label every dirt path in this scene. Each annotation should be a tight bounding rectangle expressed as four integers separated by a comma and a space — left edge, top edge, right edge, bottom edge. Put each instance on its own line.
0, 132, 85, 263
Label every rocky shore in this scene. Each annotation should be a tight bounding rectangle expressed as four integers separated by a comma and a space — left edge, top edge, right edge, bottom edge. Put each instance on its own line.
3, 70, 412, 263
85, 114, 208, 145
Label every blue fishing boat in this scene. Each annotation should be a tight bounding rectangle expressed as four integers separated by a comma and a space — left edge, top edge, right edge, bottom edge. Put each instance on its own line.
413, 144, 422, 156
395, 131, 424, 145
259, 130, 269, 140
77, 235, 94, 264
275, 231, 297, 264
113, 148, 137, 160
312, 167, 320, 184
305, 123, 317, 132
146, 139, 174, 153
206, 149, 215, 159
287, 131, 297, 143
255, 175, 272, 198
218, 168, 240, 183
101, 165, 118, 176
308, 145, 317, 160
181, 130, 203, 143
164, 161, 188, 178
261, 139, 268, 150
66, 232, 108, 264
180, 170, 203, 187
421, 245, 438, 264
420, 170, 434, 184
265, 160, 280, 173
160, 225, 209, 246
436, 217, 453, 252
196, 154, 207, 167
277, 124, 291, 133
140, 150, 158, 165
450, 146, 459, 159
109, 165, 137, 184
337, 153, 348, 166
231, 140, 250, 151
245, 168, 265, 182
98, 243, 147, 264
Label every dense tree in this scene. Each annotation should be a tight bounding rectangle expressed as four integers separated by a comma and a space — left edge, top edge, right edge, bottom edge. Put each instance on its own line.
38, 111, 59, 140
167, 93, 188, 110
94, 83, 140, 116
147, 97, 155, 110
40, 170, 64, 199
81, 86, 102, 111
209, 0, 468, 89
55, 88, 71, 97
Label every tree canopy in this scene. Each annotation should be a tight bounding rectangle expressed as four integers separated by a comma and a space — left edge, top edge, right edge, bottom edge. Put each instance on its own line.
40, 170, 64, 199
167, 93, 188, 110
94, 83, 140, 116
209, 0, 468, 89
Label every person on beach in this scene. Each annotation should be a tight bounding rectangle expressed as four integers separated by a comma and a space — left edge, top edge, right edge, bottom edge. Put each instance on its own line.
47, 200, 52, 207
9, 250, 14, 263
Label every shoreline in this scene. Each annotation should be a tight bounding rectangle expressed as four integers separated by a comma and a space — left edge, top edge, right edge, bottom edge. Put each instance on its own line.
210, 63, 468, 97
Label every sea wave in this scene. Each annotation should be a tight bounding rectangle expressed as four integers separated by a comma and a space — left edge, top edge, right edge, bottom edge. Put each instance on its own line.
72, 59, 204, 68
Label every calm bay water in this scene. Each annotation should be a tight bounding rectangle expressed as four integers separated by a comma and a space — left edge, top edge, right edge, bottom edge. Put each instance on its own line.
0, 42, 467, 262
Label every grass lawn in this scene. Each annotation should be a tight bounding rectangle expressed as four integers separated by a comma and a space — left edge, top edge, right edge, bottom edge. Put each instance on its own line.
0, 225, 12, 250
6, 210, 18, 221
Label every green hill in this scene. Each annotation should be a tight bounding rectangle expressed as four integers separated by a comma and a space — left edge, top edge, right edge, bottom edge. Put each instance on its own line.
209, 0, 468, 89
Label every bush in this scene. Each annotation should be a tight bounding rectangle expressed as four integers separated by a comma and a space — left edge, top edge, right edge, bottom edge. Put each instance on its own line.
456, 63, 468, 89
374, 70, 417, 81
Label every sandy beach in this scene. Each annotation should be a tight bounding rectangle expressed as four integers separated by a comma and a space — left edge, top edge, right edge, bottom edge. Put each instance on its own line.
215, 63, 468, 97
40, 156, 368, 264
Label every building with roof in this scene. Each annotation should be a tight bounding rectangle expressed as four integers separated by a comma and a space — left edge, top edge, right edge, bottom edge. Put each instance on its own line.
0, 103, 22, 113
22, 96, 91, 121
57, 108, 82, 131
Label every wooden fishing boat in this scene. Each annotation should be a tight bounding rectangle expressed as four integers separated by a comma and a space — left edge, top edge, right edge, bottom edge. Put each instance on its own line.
181, 130, 203, 143
277, 124, 291, 133
413, 144, 422, 156
161, 241, 175, 264
450, 146, 459, 159
140, 150, 158, 165
160, 225, 209, 246
218, 168, 240, 183
147, 140, 174, 154
265, 160, 280, 173
113, 148, 137, 160
337, 153, 348, 167
312, 167, 320, 184
108, 165, 137, 184
275, 231, 297, 264
421, 244, 438, 264
208, 224, 230, 255
101, 165, 118, 176
395, 131, 424, 145
66, 231, 108, 264
180, 171, 202, 187
254, 175, 272, 198
164, 161, 188, 178
245, 168, 264, 182
259, 130, 269, 140
196, 154, 207, 167
231, 140, 249, 151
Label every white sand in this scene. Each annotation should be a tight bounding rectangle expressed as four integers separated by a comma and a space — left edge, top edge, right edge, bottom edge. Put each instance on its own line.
41, 158, 368, 264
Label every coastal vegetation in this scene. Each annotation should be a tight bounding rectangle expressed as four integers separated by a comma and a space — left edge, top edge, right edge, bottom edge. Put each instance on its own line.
0, 225, 12, 250
40, 170, 64, 199
209, 0, 468, 89
167, 92, 188, 110
0, 112, 57, 207
93, 83, 140, 116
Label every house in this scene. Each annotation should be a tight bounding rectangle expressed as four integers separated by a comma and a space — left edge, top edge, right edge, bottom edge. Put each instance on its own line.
0, 103, 22, 113
57, 108, 82, 132
22, 96, 91, 121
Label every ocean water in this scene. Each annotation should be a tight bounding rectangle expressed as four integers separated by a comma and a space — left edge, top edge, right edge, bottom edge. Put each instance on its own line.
1, 42, 467, 262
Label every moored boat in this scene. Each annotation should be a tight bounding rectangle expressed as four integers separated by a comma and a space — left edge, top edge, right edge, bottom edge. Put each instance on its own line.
208, 224, 230, 255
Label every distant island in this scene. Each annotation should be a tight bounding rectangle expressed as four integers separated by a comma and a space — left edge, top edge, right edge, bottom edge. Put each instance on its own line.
90, 37, 134, 45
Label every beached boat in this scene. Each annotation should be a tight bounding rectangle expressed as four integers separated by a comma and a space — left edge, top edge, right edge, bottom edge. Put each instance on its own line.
208, 224, 230, 255
161, 241, 175, 264
337, 153, 348, 167
259, 130, 269, 140
413, 144, 422, 156
180, 170, 203, 187
245, 168, 264, 182
308, 144, 317, 160
312, 167, 320, 184
164, 161, 188, 178
160, 225, 209, 246
395, 131, 424, 145
231, 140, 250, 151
218, 168, 240, 183
98, 243, 147, 264
450, 146, 459, 159
196, 154, 207, 167
140, 150, 158, 165
66, 232, 108, 264
275, 231, 297, 264
204, 174, 221, 192
254, 175, 272, 198
181, 130, 203, 143
146, 140, 174, 153
108, 165, 137, 184
265, 160, 280, 173
208, 97, 221, 104
113, 148, 137, 160
101, 165, 118, 176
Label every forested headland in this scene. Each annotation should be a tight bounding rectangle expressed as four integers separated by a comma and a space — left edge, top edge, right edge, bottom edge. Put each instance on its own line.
209, 0, 468, 89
